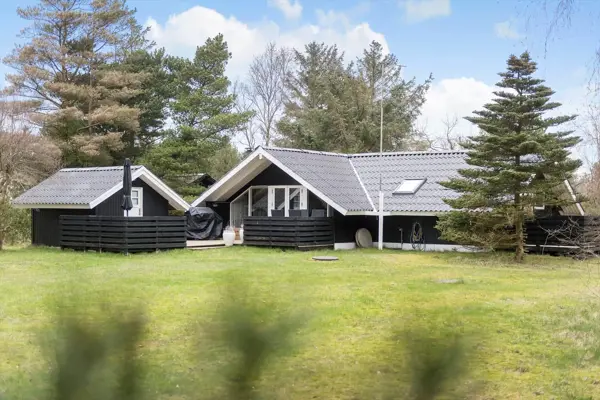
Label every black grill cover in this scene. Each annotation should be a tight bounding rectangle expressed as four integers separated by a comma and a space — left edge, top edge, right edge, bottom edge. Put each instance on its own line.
185, 207, 223, 240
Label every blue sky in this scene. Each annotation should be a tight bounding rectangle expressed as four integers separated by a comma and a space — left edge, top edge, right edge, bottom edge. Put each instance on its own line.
0, 0, 598, 152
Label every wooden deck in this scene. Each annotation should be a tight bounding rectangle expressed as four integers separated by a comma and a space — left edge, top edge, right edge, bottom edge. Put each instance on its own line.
186, 239, 243, 250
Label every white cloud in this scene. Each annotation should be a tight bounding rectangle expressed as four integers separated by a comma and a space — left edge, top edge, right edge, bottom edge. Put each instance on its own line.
268, 0, 303, 20
316, 9, 351, 28
418, 77, 495, 139
399, 0, 451, 23
494, 20, 522, 39
419, 77, 589, 171
146, 6, 388, 80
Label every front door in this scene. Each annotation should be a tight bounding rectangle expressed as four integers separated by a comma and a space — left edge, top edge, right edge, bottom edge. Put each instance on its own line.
127, 187, 143, 217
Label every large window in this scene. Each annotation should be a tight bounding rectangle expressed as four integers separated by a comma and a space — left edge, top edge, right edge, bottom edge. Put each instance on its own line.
268, 186, 306, 217
230, 191, 249, 228
251, 187, 268, 216
272, 187, 286, 216
230, 185, 310, 226
289, 188, 302, 211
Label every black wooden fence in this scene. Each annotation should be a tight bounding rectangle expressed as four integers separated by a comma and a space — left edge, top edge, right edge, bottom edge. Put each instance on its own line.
243, 216, 334, 249
59, 215, 187, 253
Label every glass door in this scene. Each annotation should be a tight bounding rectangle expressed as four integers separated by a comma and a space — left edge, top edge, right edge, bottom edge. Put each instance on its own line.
230, 190, 249, 228
250, 187, 268, 216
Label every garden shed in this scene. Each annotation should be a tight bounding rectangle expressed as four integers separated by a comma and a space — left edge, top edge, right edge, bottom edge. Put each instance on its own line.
12, 166, 190, 250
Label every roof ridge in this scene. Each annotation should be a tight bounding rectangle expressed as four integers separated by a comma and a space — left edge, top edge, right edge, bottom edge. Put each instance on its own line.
349, 150, 467, 158
60, 165, 144, 172
261, 146, 348, 157
261, 146, 467, 158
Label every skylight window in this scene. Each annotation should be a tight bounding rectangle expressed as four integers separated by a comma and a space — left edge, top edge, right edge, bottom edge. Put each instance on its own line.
393, 179, 426, 194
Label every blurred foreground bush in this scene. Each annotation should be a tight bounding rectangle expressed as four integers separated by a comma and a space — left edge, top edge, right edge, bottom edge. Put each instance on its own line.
30, 291, 474, 400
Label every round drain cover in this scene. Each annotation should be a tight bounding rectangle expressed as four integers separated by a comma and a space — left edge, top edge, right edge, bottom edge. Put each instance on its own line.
312, 256, 339, 261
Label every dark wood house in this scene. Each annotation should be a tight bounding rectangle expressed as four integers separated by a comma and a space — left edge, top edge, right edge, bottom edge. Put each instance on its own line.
191, 146, 585, 251
13, 166, 190, 249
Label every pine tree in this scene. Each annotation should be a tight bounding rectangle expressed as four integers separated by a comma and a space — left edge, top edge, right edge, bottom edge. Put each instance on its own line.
116, 48, 174, 160
3, 0, 150, 166
437, 52, 582, 262
141, 35, 249, 199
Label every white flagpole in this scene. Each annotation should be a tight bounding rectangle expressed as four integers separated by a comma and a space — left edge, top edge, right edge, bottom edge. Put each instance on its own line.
378, 63, 384, 251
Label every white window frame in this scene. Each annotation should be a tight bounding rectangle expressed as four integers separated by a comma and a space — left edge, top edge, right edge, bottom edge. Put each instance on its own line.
230, 185, 318, 222
248, 186, 269, 217
267, 185, 307, 217
229, 188, 251, 228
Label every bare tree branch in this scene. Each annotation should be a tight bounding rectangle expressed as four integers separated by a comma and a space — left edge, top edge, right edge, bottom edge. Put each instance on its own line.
424, 113, 464, 151
0, 94, 61, 249
247, 43, 293, 146
232, 81, 257, 152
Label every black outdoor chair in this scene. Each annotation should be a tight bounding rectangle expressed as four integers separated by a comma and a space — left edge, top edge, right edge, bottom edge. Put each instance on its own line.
311, 209, 326, 217
289, 209, 309, 217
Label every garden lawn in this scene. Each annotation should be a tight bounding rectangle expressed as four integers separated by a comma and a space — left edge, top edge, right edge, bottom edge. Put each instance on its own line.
1, 246, 600, 399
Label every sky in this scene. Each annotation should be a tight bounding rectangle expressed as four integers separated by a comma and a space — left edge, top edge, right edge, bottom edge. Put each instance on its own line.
0, 0, 599, 157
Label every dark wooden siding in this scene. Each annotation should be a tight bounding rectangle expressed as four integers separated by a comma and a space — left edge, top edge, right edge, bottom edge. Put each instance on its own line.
525, 216, 595, 253
94, 178, 170, 217
59, 215, 186, 253
333, 212, 448, 245
243, 216, 334, 249
308, 191, 328, 215
32, 208, 94, 247
31, 179, 172, 247
205, 201, 230, 227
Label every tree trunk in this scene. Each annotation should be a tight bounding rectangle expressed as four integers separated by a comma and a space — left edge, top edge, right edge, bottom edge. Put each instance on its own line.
514, 211, 525, 263
514, 154, 525, 263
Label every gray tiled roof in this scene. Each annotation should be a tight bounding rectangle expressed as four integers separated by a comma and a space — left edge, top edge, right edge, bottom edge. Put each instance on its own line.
263, 148, 375, 212
350, 151, 468, 212
12, 166, 143, 206
263, 147, 469, 213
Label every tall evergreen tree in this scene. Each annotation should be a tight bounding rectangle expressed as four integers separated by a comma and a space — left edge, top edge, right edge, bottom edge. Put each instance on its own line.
141, 35, 249, 199
3, 0, 149, 166
436, 52, 582, 262
115, 48, 174, 161
277, 42, 352, 150
355, 41, 432, 152
277, 41, 431, 152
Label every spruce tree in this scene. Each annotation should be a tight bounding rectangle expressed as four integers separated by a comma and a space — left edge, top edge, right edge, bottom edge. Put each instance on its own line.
277, 42, 350, 151
436, 52, 581, 262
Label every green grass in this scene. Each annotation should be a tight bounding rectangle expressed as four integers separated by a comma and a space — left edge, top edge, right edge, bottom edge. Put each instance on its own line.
1, 246, 600, 399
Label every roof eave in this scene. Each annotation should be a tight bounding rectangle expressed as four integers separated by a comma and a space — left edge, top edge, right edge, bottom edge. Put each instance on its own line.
11, 203, 91, 209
